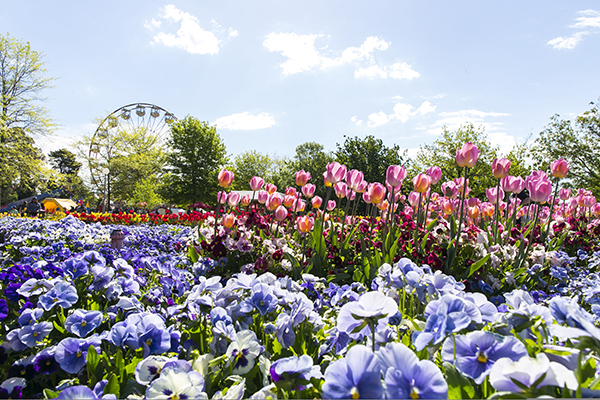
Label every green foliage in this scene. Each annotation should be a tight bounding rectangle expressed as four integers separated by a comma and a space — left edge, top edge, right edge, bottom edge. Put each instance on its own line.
162, 116, 228, 206
335, 135, 406, 184
413, 123, 499, 198
126, 176, 164, 210
108, 128, 166, 201
230, 150, 291, 190
0, 125, 45, 203
530, 100, 600, 196
49, 148, 81, 175
0, 33, 55, 136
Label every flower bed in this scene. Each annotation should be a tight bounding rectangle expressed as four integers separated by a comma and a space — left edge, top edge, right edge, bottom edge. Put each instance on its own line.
1, 216, 600, 399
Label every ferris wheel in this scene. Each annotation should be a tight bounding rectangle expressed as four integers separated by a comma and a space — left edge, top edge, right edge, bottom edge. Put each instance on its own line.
88, 102, 177, 191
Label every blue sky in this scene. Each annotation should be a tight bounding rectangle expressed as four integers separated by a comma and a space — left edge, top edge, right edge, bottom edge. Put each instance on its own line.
3, 1, 600, 164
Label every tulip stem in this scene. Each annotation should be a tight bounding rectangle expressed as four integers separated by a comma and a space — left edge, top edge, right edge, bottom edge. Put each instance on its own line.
446, 167, 469, 273
544, 179, 560, 249
493, 179, 501, 245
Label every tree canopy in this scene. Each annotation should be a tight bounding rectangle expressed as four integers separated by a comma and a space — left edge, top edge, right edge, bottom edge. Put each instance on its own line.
335, 135, 406, 185
0, 33, 54, 136
531, 100, 600, 195
162, 117, 228, 206
49, 148, 81, 175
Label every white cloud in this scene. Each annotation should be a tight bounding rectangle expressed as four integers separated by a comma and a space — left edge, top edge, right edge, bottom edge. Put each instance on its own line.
263, 33, 414, 78
357, 100, 436, 127
548, 9, 600, 50
351, 116, 363, 126
146, 5, 227, 55
367, 111, 393, 127
355, 62, 419, 80
213, 112, 276, 130
228, 28, 239, 38
571, 9, 600, 29
427, 109, 509, 134
548, 31, 588, 49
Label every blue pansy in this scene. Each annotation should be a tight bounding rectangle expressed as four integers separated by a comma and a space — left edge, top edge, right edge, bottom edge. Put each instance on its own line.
377, 342, 448, 399
322, 345, 384, 399
37, 281, 78, 311
54, 336, 102, 374
64, 309, 104, 338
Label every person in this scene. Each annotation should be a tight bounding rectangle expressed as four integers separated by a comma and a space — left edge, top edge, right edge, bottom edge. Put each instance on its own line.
20, 201, 28, 217
27, 198, 41, 217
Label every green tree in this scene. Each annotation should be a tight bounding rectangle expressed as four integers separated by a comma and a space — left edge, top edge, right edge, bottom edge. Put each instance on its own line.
162, 117, 228, 206
231, 150, 278, 190
0, 125, 44, 203
412, 124, 499, 198
288, 141, 335, 189
127, 177, 164, 210
49, 148, 81, 175
0, 33, 54, 136
531, 100, 600, 195
335, 135, 406, 185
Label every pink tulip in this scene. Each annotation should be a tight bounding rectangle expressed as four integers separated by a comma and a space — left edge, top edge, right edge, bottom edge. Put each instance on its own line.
362, 191, 372, 204
311, 196, 323, 209
528, 179, 553, 203
217, 191, 228, 204
386, 165, 407, 187
240, 195, 251, 207
526, 171, 548, 188
426, 166, 442, 184
467, 198, 480, 207
441, 181, 459, 199
551, 159, 569, 179
346, 170, 365, 191
355, 180, 368, 193
302, 183, 316, 198
408, 192, 420, 208
367, 182, 386, 204
249, 176, 264, 191
295, 170, 311, 186
592, 203, 600, 217
377, 199, 389, 211
480, 202, 494, 218
558, 188, 571, 201
257, 190, 269, 204
440, 198, 455, 215
227, 192, 240, 207
297, 215, 315, 233
346, 190, 356, 201
292, 199, 306, 212
412, 173, 432, 193
467, 206, 480, 220
456, 143, 480, 168
486, 187, 505, 205
283, 195, 295, 208
222, 213, 236, 229
324, 162, 347, 185
492, 158, 511, 179
501, 175, 525, 193
454, 177, 470, 197
334, 182, 347, 198
266, 193, 283, 211
218, 169, 234, 188
583, 195, 596, 208
285, 187, 297, 197
274, 205, 288, 221
326, 200, 336, 211
266, 183, 277, 195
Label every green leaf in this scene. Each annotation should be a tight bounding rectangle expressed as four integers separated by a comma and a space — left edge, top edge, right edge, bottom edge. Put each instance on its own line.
444, 362, 476, 399
426, 217, 438, 231
125, 356, 143, 376
43, 389, 60, 399
104, 374, 120, 397
188, 245, 199, 263
52, 320, 66, 334
115, 348, 125, 382
466, 254, 490, 278
86, 345, 100, 371
580, 357, 597, 388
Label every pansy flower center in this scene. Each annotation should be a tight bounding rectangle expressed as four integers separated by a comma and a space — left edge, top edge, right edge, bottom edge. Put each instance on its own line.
477, 351, 487, 363
33, 332, 38, 337
81, 321, 87, 327
350, 387, 360, 399
146, 339, 153, 346
410, 387, 420, 399
77, 350, 82, 358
